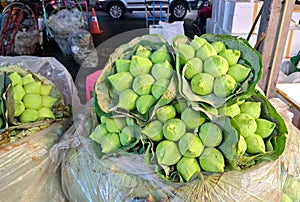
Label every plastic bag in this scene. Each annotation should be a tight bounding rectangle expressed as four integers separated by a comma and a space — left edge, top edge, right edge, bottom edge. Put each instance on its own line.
51, 96, 300, 202
0, 56, 81, 201
269, 98, 300, 202
47, 8, 87, 54
68, 29, 95, 65
14, 27, 40, 55
158, 21, 185, 44
47, 8, 85, 35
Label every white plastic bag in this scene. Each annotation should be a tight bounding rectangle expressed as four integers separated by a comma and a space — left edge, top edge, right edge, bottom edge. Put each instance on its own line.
159, 21, 185, 44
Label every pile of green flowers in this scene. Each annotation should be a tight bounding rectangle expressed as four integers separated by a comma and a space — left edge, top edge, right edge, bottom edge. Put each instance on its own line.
90, 34, 287, 182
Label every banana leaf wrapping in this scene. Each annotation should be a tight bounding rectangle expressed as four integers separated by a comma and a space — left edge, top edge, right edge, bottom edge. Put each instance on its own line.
94, 34, 178, 125
0, 73, 10, 136
173, 34, 262, 108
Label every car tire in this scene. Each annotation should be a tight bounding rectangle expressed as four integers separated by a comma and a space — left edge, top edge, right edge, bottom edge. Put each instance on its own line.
107, 3, 124, 19
170, 1, 187, 20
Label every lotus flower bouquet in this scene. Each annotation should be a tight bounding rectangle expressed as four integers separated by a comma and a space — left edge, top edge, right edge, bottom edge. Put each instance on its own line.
90, 34, 287, 183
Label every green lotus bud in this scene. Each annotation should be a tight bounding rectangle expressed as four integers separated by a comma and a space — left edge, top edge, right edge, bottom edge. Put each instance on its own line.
240, 101, 261, 119
190, 35, 207, 50
20, 109, 39, 123
219, 49, 241, 66
132, 74, 155, 95
38, 107, 55, 119
190, 73, 214, 96
115, 59, 131, 72
23, 81, 41, 94
9, 72, 22, 86
14, 100, 25, 117
174, 100, 187, 113
156, 105, 176, 122
142, 120, 164, 141
100, 116, 107, 124
177, 43, 195, 64
126, 117, 136, 125
184, 57, 203, 80
203, 55, 229, 77
42, 95, 58, 108
176, 157, 201, 182
156, 140, 182, 165
199, 122, 223, 147
151, 79, 169, 99
89, 124, 108, 144
150, 45, 171, 64
105, 117, 126, 133
151, 60, 173, 80
130, 55, 153, 77
136, 94, 156, 114
163, 118, 186, 141
237, 135, 247, 156
245, 134, 265, 154
231, 113, 257, 138
40, 85, 53, 96
196, 43, 217, 61
213, 74, 236, 97
178, 133, 204, 157
22, 73, 35, 85
227, 64, 251, 83
255, 118, 276, 138
108, 71, 133, 92
181, 108, 206, 129
218, 103, 241, 118
265, 139, 273, 152
23, 94, 43, 110
236, 98, 246, 106
117, 89, 139, 111
101, 132, 122, 153
199, 147, 225, 172
119, 125, 141, 146
13, 84, 25, 100
135, 45, 152, 58
211, 41, 226, 53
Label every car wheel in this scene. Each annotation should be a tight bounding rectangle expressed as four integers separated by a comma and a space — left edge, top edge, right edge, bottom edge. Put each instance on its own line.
107, 3, 124, 19
170, 2, 187, 20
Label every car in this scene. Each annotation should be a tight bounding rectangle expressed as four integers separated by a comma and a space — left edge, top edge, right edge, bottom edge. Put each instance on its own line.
95, 0, 199, 20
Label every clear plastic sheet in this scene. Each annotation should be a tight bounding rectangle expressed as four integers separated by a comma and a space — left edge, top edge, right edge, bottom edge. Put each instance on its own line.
54, 97, 300, 202
0, 56, 81, 201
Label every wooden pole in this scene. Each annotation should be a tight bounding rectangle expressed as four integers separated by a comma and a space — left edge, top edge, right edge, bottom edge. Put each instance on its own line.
266, 0, 295, 98
256, 0, 295, 98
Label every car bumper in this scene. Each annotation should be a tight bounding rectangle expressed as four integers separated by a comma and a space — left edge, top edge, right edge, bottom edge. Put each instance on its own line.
95, 1, 108, 11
